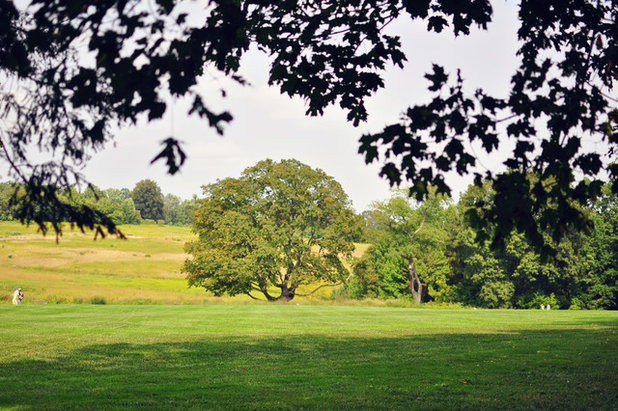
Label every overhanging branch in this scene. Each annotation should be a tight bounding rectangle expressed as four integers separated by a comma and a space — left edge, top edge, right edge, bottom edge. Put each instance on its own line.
0, 134, 27, 183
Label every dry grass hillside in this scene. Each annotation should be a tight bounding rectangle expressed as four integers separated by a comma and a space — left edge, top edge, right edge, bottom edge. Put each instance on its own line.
0, 221, 367, 304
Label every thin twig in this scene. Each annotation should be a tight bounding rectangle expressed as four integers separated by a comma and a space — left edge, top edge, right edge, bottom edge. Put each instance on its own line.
0, 134, 28, 183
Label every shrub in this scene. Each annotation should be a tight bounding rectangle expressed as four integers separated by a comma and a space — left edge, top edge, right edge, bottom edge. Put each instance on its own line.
90, 296, 107, 305
569, 297, 584, 310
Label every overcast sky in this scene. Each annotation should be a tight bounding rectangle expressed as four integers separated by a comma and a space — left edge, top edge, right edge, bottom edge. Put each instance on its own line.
82, 1, 520, 212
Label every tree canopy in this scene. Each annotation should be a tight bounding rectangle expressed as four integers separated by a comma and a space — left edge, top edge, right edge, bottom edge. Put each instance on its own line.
182, 159, 358, 301
0, 0, 615, 249
131, 179, 164, 221
346, 183, 617, 309
355, 189, 452, 303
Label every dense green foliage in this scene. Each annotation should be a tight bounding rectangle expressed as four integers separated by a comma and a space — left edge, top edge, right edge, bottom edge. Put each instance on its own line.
131, 179, 164, 221
0, 182, 17, 221
163, 194, 200, 226
347, 184, 617, 309
66, 187, 140, 226
0, 181, 197, 227
3, 169, 615, 308
183, 159, 359, 301
352, 190, 452, 303
0, 305, 616, 409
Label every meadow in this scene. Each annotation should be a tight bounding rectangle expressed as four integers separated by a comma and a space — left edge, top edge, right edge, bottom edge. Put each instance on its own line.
0, 221, 239, 304
0, 305, 616, 409
0, 221, 366, 304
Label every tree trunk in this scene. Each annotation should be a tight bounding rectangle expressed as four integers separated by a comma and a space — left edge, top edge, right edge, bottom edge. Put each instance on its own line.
276, 284, 297, 301
408, 256, 423, 304
254, 280, 297, 301
402, 207, 426, 305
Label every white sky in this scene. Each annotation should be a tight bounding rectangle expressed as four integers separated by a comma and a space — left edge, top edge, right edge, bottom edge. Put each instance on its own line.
80, 1, 520, 211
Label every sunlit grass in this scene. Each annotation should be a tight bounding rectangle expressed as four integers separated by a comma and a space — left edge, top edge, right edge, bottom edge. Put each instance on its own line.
0, 305, 615, 409
0, 221, 221, 304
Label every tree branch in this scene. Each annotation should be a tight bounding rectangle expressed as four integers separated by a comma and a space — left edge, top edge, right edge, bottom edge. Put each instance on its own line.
0, 134, 28, 183
400, 206, 427, 239
247, 292, 267, 301
295, 273, 352, 297
413, 207, 427, 236
295, 282, 342, 296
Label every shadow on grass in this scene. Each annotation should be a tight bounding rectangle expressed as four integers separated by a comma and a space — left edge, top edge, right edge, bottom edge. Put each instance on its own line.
0, 329, 616, 410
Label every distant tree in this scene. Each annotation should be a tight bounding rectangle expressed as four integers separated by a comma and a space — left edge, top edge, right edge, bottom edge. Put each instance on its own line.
98, 188, 141, 224
104, 188, 131, 202
132, 180, 164, 221
163, 194, 181, 225
0, 182, 17, 220
176, 196, 200, 226
183, 159, 358, 301
118, 198, 141, 225
162, 194, 200, 226
352, 240, 408, 300
55, 185, 140, 226
578, 184, 618, 309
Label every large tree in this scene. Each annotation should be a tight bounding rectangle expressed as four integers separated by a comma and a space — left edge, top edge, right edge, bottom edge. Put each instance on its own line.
0, 0, 615, 249
182, 159, 358, 301
131, 179, 164, 221
358, 189, 452, 303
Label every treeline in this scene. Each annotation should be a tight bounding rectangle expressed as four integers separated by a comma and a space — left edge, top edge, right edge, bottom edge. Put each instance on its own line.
1, 171, 615, 310
0, 179, 199, 226
345, 183, 617, 310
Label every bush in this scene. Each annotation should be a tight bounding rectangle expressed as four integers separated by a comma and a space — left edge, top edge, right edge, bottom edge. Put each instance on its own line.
335, 276, 374, 300
90, 296, 107, 305
46, 295, 71, 304
569, 297, 584, 310
478, 281, 514, 308
517, 292, 560, 310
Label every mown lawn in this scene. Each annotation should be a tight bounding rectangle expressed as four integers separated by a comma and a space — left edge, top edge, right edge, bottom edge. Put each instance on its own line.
0, 305, 616, 409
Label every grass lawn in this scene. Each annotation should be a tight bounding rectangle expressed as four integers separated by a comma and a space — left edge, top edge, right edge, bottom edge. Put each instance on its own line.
0, 305, 616, 409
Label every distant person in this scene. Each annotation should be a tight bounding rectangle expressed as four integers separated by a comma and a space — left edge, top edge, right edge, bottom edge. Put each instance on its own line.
541, 304, 545, 310
18, 289, 24, 304
547, 304, 551, 310
12, 288, 21, 305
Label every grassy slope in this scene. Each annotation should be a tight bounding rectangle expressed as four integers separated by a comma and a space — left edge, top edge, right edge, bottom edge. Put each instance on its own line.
0, 305, 616, 409
0, 221, 220, 304
0, 221, 366, 304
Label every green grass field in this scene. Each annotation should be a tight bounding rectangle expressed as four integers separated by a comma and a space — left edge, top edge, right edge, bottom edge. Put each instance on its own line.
0, 305, 616, 409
